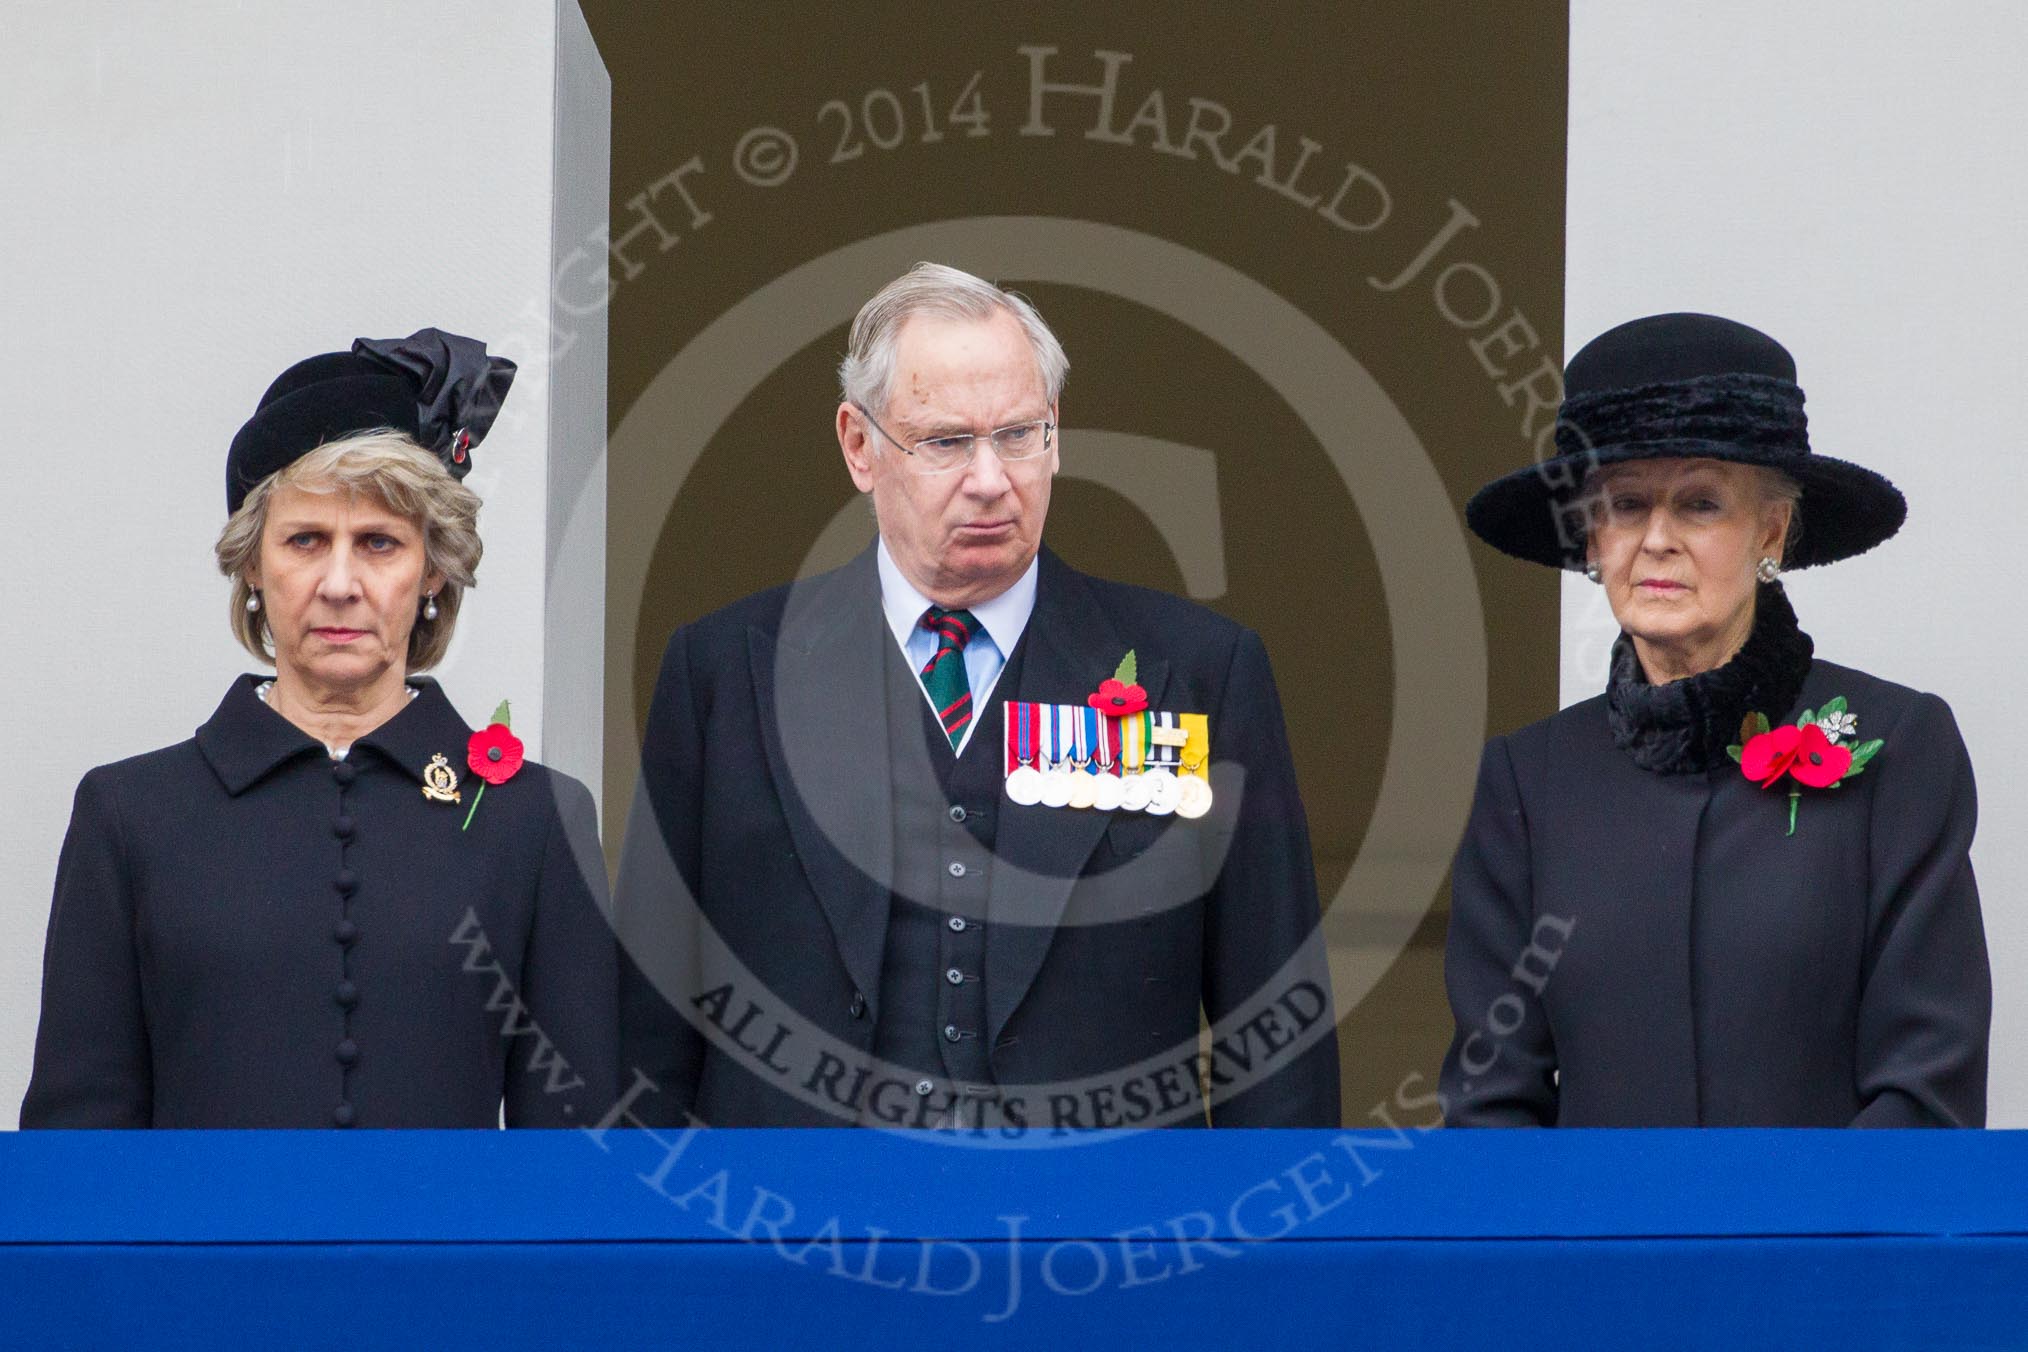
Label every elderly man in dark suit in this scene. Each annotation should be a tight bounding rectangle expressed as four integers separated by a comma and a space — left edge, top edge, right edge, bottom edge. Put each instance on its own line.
614, 263, 1339, 1131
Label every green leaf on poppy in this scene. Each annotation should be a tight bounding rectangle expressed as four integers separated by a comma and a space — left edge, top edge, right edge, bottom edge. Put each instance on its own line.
490, 699, 512, 728
1112, 650, 1138, 686
1796, 707, 1817, 728
1726, 745, 1744, 763
1846, 738, 1884, 773
1820, 695, 1848, 719
1740, 711, 1770, 741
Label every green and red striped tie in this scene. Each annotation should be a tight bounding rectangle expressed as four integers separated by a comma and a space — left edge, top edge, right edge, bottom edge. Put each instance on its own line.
919, 606, 979, 747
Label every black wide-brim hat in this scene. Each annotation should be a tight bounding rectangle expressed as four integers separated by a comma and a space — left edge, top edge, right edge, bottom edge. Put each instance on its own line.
225, 327, 516, 513
1465, 312, 1905, 570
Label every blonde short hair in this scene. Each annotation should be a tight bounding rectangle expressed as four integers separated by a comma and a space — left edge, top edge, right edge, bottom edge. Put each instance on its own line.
214, 430, 483, 671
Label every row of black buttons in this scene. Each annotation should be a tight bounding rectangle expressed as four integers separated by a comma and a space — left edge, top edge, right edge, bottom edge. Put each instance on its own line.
332, 760, 358, 1127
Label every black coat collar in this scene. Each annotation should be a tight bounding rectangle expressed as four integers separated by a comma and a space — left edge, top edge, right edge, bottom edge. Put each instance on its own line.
197, 674, 475, 795
1605, 582, 1814, 774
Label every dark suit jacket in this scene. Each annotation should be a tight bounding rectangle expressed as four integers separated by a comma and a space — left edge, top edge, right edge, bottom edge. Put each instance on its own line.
21, 676, 617, 1129
1441, 659, 1989, 1127
616, 545, 1340, 1128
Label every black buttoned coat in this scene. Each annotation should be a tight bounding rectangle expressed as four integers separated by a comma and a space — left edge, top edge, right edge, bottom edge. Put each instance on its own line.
1441, 659, 1989, 1127
20, 677, 617, 1129
616, 546, 1341, 1128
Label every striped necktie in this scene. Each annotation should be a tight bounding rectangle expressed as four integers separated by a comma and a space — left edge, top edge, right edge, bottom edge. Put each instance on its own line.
919, 606, 979, 747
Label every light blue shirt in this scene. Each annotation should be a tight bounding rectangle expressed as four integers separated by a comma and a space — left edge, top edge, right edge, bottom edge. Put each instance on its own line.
876, 537, 1039, 757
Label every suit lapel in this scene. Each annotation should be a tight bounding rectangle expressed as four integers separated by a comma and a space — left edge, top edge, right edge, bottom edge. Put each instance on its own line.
986, 550, 1169, 1043
750, 549, 895, 1014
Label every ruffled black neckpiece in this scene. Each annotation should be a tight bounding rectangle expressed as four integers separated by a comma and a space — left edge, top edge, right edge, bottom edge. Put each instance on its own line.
1606, 582, 1814, 775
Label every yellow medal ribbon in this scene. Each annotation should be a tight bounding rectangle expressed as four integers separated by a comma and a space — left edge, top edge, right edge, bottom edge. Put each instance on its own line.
1121, 710, 1148, 774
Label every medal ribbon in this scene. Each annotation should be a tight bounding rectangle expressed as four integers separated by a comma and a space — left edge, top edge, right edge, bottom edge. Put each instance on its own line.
1180, 712, 1210, 780
1005, 700, 1037, 776
1121, 710, 1147, 774
1152, 711, 1179, 769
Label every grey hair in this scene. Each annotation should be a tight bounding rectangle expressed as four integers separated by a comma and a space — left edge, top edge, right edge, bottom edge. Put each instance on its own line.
1754, 465, 1804, 560
215, 429, 483, 672
837, 261, 1069, 415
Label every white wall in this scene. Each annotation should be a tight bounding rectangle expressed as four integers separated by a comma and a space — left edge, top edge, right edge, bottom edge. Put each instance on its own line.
0, 1, 606, 1128
1565, 1, 2028, 1124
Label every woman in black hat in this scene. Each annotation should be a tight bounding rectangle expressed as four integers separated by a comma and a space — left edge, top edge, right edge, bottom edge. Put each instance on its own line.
21, 330, 617, 1128
1443, 312, 1989, 1127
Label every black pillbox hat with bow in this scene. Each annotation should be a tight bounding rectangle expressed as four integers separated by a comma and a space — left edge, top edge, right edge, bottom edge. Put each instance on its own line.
225, 327, 517, 513
1465, 312, 1906, 570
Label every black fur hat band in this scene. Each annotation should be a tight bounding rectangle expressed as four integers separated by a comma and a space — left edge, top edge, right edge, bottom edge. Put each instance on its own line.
1553, 372, 1808, 461
1466, 313, 1906, 571
225, 327, 516, 513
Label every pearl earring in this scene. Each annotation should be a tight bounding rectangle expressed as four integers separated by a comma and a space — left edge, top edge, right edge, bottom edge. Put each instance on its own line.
422, 594, 438, 621
1583, 562, 1602, 584
245, 591, 261, 613
1756, 557, 1781, 583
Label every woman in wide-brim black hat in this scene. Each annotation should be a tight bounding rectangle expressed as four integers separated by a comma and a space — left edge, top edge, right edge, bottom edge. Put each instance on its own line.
21, 330, 617, 1129
1442, 312, 1989, 1127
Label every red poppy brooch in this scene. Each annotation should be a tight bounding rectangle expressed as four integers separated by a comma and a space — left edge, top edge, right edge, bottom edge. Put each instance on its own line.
1726, 696, 1882, 836
1087, 650, 1149, 717
462, 699, 525, 831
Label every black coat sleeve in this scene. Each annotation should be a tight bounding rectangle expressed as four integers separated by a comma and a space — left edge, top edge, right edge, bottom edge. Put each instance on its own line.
20, 770, 153, 1128
614, 624, 710, 1126
1440, 735, 1559, 1126
506, 772, 620, 1127
1202, 629, 1342, 1127
1852, 692, 1990, 1126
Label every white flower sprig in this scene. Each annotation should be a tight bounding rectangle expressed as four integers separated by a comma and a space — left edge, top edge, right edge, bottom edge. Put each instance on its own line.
1815, 710, 1858, 744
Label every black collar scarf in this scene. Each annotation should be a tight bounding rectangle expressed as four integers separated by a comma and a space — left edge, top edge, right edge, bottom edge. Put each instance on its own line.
1605, 581, 1814, 775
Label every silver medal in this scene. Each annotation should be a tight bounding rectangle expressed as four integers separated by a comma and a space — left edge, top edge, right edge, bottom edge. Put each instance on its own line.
1005, 763, 1044, 807
1038, 766, 1075, 809
1091, 772, 1125, 811
1144, 767, 1180, 816
1118, 772, 1153, 812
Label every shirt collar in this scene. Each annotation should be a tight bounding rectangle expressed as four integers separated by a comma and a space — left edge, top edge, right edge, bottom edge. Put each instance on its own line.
875, 536, 1039, 656
197, 674, 474, 795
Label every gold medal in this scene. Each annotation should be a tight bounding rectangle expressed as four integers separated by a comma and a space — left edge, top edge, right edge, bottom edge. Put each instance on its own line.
1066, 765, 1098, 810
421, 753, 462, 804
1175, 774, 1214, 819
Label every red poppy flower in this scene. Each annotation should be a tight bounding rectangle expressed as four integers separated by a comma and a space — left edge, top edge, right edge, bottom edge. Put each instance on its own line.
1786, 723, 1852, 788
1740, 723, 1802, 787
467, 723, 525, 786
1087, 678, 1149, 717
1741, 722, 1852, 789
